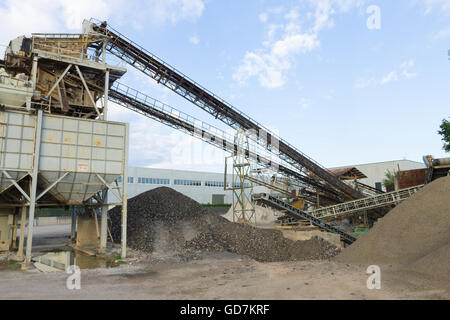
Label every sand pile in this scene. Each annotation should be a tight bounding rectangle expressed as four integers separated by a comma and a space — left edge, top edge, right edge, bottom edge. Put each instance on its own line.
109, 187, 340, 262
337, 176, 450, 281
222, 203, 280, 225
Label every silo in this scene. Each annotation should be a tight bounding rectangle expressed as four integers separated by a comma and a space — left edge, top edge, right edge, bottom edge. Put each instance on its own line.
0, 23, 129, 263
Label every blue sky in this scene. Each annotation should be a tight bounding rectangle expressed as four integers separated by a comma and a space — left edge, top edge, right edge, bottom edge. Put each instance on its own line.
1, 0, 449, 172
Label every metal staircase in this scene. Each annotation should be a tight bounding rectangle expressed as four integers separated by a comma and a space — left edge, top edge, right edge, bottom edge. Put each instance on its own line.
253, 193, 356, 244
310, 185, 423, 220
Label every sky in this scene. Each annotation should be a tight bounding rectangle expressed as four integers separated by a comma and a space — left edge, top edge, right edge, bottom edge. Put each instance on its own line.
0, 0, 449, 173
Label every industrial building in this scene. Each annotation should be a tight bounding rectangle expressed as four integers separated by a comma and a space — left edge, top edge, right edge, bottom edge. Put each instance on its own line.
110, 166, 270, 204
330, 159, 426, 192
116, 158, 426, 204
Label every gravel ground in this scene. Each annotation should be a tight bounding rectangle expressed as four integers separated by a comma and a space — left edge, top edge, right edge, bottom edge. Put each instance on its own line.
1, 252, 448, 300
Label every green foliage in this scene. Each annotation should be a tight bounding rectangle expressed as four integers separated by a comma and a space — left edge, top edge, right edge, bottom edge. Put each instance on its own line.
438, 118, 450, 152
382, 170, 397, 190
7, 259, 21, 270
202, 204, 232, 208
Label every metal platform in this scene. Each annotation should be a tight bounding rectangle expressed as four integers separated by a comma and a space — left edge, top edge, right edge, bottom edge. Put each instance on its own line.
310, 185, 424, 220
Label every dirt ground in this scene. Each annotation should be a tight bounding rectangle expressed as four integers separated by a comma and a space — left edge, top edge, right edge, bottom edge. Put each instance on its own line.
0, 252, 448, 300
0, 224, 448, 300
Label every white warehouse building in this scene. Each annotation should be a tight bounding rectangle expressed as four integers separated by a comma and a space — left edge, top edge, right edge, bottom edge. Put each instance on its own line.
109, 159, 426, 205
110, 166, 269, 205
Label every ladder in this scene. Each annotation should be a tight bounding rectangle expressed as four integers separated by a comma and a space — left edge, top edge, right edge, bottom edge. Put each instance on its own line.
253, 193, 356, 244
310, 185, 423, 220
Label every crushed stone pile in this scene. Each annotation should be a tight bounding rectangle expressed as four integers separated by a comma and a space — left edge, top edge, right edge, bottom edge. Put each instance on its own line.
337, 176, 450, 281
109, 187, 340, 262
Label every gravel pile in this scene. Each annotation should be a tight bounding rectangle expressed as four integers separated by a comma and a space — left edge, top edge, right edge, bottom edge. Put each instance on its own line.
337, 176, 450, 281
109, 187, 340, 262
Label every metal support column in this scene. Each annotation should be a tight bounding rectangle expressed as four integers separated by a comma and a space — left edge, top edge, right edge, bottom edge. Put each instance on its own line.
71, 206, 77, 241
121, 123, 129, 259
230, 130, 255, 224
99, 189, 108, 253
103, 69, 110, 120
28, 56, 39, 111
25, 109, 43, 264
15, 205, 27, 259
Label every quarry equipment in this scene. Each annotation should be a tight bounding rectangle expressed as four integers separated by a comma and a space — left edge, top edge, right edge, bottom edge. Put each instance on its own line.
0, 21, 129, 262
88, 19, 365, 201
309, 185, 424, 220
253, 193, 357, 244
225, 130, 256, 224
108, 82, 343, 203
426, 157, 450, 183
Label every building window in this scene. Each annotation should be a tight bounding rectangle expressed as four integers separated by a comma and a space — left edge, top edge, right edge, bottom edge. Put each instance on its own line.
174, 179, 201, 186
233, 182, 250, 188
375, 182, 382, 191
205, 181, 225, 187
137, 177, 170, 185
127, 177, 134, 184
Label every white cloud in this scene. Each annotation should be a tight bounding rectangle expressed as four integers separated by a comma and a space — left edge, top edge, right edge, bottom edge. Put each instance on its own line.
380, 71, 398, 85
400, 59, 417, 79
233, 32, 320, 89
189, 34, 200, 45
144, 0, 205, 25
0, 0, 109, 46
432, 26, 450, 40
299, 97, 312, 109
259, 13, 268, 23
356, 59, 417, 88
234, 1, 366, 88
0, 0, 205, 46
415, 0, 450, 15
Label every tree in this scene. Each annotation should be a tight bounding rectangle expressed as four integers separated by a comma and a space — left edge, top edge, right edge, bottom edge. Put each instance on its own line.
382, 170, 397, 191
438, 118, 450, 152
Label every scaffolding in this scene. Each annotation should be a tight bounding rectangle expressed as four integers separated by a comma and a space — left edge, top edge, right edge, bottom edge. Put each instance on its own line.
225, 130, 256, 224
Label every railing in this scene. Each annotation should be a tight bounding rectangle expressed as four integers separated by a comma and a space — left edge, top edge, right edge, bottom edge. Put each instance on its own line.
253, 193, 356, 244
310, 185, 424, 219
91, 19, 356, 197
109, 82, 331, 192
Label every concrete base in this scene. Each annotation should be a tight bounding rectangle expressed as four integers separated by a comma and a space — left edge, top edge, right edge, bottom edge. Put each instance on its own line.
76, 215, 99, 249
281, 229, 343, 248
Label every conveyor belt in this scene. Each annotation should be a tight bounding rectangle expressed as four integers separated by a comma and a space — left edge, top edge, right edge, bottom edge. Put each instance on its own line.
244, 175, 291, 196
108, 82, 342, 202
91, 20, 364, 200
310, 185, 424, 220
253, 193, 356, 244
